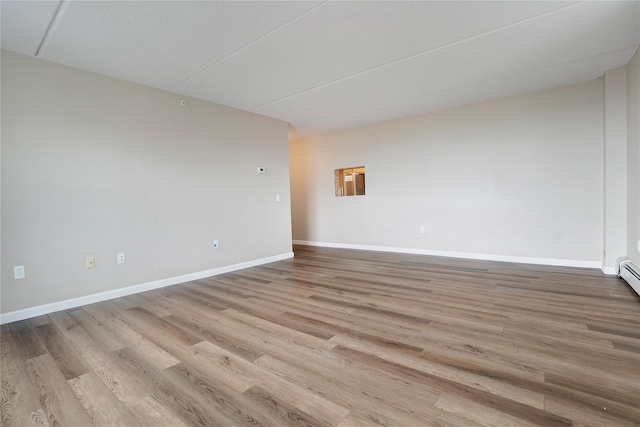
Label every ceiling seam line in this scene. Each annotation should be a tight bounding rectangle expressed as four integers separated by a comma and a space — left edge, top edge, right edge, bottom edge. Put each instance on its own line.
34, 0, 68, 57
301, 45, 637, 131
168, 0, 331, 91
248, 0, 588, 112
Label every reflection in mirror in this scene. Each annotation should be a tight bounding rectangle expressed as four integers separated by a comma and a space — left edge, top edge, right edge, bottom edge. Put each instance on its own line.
335, 166, 365, 197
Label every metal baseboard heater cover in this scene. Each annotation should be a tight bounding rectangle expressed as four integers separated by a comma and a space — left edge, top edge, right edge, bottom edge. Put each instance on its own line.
617, 258, 640, 297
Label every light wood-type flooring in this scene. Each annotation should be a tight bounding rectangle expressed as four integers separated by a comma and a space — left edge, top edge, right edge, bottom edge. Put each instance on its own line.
2, 245, 639, 426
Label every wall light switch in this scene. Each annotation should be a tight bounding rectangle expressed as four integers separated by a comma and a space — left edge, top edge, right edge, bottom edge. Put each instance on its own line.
213, 240, 219, 248
117, 252, 126, 264
86, 256, 95, 269
276, 194, 281, 202
14, 265, 25, 280
257, 167, 266, 174
419, 226, 426, 234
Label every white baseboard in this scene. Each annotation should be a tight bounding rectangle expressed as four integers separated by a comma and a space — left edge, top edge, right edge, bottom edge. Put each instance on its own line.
293, 240, 604, 270
601, 266, 617, 275
0, 252, 294, 325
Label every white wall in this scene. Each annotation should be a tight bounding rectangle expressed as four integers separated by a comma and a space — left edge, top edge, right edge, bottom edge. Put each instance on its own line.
603, 67, 628, 271
627, 48, 640, 266
290, 81, 604, 265
1, 50, 292, 316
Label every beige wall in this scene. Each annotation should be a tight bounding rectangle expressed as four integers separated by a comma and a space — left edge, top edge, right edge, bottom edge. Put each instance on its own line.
1, 50, 292, 314
627, 48, 640, 266
290, 81, 604, 264
603, 67, 628, 270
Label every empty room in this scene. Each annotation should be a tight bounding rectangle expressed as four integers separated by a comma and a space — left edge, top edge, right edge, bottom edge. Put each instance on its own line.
1, 1, 639, 426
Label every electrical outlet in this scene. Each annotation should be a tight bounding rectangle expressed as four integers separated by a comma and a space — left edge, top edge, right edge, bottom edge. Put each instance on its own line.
419, 226, 425, 234
213, 240, 219, 248
14, 265, 25, 280
86, 256, 95, 269
117, 252, 126, 264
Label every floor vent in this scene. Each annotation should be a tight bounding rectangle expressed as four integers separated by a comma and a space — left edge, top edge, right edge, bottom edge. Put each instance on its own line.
617, 258, 640, 297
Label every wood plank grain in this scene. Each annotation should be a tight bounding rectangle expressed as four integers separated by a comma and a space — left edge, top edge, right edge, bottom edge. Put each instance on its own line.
34, 323, 89, 380
331, 344, 569, 427
167, 362, 285, 427
128, 396, 187, 427
112, 347, 236, 426
163, 312, 264, 362
48, 311, 152, 406
1, 328, 47, 427
68, 309, 127, 352
242, 384, 336, 427
68, 372, 139, 425
193, 341, 350, 425
8, 321, 47, 361
82, 302, 180, 370
25, 354, 93, 426
435, 392, 539, 427
254, 354, 473, 426
3, 245, 638, 426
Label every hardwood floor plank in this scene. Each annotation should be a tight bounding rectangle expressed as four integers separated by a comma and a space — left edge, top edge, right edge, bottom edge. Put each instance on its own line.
587, 322, 640, 340
179, 310, 343, 380
105, 305, 259, 394
611, 340, 640, 353
124, 307, 202, 346
81, 302, 181, 370
331, 344, 568, 426
223, 308, 338, 352
435, 392, 539, 427
3, 245, 638, 426
189, 282, 337, 339
25, 354, 94, 426
48, 312, 110, 369
544, 396, 638, 427
167, 362, 285, 427
544, 371, 640, 411
163, 313, 264, 362
280, 311, 424, 354
68, 309, 127, 352
8, 321, 47, 361
26, 316, 51, 328
33, 323, 89, 380
67, 372, 139, 425
253, 354, 477, 426
122, 294, 175, 318
128, 395, 187, 427
242, 384, 337, 427
48, 311, 152, 406
1, 330, 47, 427
184, 347, 258, 394
113, 347, 236, 426
331, 336, 546, 410
193, 341, 351, 425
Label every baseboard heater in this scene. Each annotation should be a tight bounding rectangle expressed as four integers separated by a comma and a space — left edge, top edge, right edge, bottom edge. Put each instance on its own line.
617, 258, 640, 297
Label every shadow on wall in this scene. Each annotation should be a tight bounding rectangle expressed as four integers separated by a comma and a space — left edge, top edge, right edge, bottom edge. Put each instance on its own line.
289, 139, 312, 242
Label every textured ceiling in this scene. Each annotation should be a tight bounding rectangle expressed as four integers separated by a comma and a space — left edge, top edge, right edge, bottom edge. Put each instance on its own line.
2, 1, 639, 138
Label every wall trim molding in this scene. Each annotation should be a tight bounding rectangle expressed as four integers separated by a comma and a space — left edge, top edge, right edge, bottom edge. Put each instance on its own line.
0, 252, 294, 325
293, 240, 607, 271
601, 266, 617, 275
